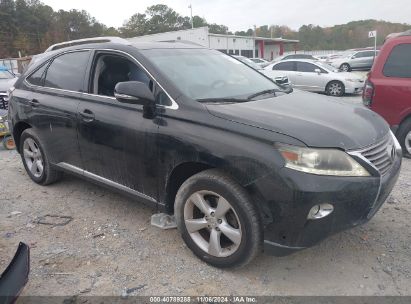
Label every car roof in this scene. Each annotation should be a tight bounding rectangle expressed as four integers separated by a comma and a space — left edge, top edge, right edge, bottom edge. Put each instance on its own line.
274, 59, 319, 64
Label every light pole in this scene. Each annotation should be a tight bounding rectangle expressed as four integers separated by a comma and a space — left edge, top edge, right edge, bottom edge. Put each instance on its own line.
189, 4, 193, 29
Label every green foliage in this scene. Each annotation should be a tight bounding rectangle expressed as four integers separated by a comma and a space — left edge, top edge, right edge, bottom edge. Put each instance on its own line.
0, 1, 410, 58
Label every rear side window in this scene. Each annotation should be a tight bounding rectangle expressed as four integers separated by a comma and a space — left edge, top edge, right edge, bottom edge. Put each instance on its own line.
44, 51, 90, 92
273, 61, 294, 71
27, 63, 48, 86
383, 44, 411, 78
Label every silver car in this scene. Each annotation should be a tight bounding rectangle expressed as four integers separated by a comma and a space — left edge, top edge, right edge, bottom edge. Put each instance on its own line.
263, 59, 364, 96
0, 67, 18, 109
329, 50, 379, 72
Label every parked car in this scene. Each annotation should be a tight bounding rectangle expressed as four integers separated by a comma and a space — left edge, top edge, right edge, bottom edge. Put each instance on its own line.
249, 57, 270, 67
263, 59, 364, 96
0, 66, 18, 110
9, 38, 401, 268
233, 55, 264, 70
363, 31, 411, 158
329, 50, 379, 72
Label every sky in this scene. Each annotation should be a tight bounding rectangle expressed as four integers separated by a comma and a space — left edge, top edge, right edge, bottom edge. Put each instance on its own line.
40, 0, 410, 31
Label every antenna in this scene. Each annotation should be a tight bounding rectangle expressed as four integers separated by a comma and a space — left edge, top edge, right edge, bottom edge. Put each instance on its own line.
188, 4, 194, 29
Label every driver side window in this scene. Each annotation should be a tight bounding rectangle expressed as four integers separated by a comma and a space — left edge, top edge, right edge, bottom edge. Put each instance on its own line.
91, 53, 153, 97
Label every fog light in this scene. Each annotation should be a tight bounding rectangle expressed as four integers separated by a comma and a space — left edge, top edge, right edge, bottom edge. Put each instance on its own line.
307, 203, 334, 220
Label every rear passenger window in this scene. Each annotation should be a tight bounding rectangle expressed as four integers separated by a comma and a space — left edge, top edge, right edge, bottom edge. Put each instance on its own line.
383, 44, 411, 78
27, 63, 48, 86
44, 51, 90, 92
273, 61, 294, 71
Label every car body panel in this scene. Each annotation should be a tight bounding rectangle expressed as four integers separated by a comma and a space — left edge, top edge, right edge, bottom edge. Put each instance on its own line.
366, 35, 411, 126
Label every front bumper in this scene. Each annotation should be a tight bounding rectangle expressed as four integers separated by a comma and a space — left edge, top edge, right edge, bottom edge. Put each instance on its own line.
344, 82, 364, 94
251, 148, 402, 256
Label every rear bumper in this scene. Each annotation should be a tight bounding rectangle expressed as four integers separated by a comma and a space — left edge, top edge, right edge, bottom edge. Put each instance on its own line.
251, 148, 402, 256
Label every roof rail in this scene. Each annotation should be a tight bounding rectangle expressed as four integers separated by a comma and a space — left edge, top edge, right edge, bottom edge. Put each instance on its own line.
45, 37, 130, 52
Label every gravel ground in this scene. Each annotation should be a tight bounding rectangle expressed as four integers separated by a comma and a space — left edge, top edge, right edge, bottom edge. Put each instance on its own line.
1, 94, 411, 297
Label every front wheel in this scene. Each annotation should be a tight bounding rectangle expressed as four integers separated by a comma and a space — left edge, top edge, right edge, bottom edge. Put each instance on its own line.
398, 118, 411, 158
326, 81, 345, 97
175, 169, 262, 268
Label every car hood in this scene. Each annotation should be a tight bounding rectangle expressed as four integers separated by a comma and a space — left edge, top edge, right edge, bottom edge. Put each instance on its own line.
206, 90, 388, 150
0, 78, 17, 92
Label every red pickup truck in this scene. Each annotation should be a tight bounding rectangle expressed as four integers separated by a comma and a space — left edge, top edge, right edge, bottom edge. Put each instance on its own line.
363, 30, 411, 158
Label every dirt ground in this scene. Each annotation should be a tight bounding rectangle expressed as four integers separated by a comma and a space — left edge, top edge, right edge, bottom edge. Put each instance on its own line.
1, 95, 411, 297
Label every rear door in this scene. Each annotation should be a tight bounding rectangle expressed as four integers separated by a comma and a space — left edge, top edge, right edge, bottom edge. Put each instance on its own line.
23, 50, 91, 168
269, 61, 296, 84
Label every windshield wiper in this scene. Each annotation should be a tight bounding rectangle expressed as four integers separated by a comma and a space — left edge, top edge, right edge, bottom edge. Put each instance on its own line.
197, 97, 249, 103
247, 89, 279, 100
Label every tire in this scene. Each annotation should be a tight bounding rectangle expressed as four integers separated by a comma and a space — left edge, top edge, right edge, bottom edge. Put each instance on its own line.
340, 63, 351, 72
20, 129, 62, 185
2, 135, 15, 150
175, 169, 262, 268
326, 80, 345, 97
397, 118, 411, 158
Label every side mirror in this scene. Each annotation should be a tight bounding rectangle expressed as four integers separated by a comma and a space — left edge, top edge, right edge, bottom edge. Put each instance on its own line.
114, 81, 155, 105
314, 68, 322, 74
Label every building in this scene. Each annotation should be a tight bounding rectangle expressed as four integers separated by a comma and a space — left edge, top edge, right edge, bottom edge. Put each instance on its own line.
127, 27, 299, 61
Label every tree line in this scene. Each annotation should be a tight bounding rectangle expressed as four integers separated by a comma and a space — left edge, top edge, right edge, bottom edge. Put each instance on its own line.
0, 0, 410, 58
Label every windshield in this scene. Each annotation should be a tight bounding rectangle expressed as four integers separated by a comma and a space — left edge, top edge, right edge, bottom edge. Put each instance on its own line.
0, 70, 14, 79
141, 48, 280, 101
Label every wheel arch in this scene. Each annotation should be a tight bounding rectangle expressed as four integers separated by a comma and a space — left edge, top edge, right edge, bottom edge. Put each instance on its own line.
164, 162, 214, 213
12, 121, 32, 154
163, 161, 274, 227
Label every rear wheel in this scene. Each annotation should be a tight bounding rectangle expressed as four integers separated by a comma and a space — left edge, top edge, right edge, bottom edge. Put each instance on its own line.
174, 169, 262, 268
340, 63, 351, 72
398, 118, 411, 158
20, 129, 62, 185
326, 81, 345, 97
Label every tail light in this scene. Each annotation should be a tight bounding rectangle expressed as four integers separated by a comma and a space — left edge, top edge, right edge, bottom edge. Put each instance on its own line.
362, 79, 374, 107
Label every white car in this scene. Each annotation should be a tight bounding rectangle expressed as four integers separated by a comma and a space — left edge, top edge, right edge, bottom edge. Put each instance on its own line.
263, 59, 364, 96
249, 58, 270, 67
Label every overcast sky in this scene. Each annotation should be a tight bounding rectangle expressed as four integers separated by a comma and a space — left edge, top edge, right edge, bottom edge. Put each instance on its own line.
41, 0, 410, 31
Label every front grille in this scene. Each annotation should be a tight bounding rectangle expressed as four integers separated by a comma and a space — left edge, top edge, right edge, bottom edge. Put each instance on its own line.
360, 134, 395, 175
0, 94, 7, 110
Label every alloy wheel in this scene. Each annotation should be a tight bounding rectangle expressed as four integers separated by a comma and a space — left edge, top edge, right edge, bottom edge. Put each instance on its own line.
405, 131, 411, 155
328, 82, 343, 96
183, 190, 242, 258
341, 64, 349, 72
23, 138, 44, 178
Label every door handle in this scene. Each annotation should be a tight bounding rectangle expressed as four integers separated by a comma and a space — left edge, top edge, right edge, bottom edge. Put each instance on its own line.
28, 99, 39, 107
79, 109, 95, 122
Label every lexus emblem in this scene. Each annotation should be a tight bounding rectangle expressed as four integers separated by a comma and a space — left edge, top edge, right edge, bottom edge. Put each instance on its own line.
386, 144, 395, 161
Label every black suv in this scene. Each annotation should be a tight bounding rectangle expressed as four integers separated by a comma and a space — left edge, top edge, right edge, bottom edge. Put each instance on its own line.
8, 39, 402, 268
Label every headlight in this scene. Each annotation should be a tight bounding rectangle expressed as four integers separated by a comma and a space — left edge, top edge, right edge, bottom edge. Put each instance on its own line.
276, 144, 370, 176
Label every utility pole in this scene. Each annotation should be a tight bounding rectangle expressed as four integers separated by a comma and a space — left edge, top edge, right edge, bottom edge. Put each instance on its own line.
189, 4, 193, 29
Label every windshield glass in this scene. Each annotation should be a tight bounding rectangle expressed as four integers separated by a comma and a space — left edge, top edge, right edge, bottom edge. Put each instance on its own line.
0, 70, 14, 79
141, 49, 280, 100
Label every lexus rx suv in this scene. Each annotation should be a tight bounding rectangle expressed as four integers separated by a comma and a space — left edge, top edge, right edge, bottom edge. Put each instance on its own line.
8, 39, 401, 268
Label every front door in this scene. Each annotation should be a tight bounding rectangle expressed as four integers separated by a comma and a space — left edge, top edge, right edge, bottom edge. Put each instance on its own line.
77, 50, 159, 203
294, 61, 327, 92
